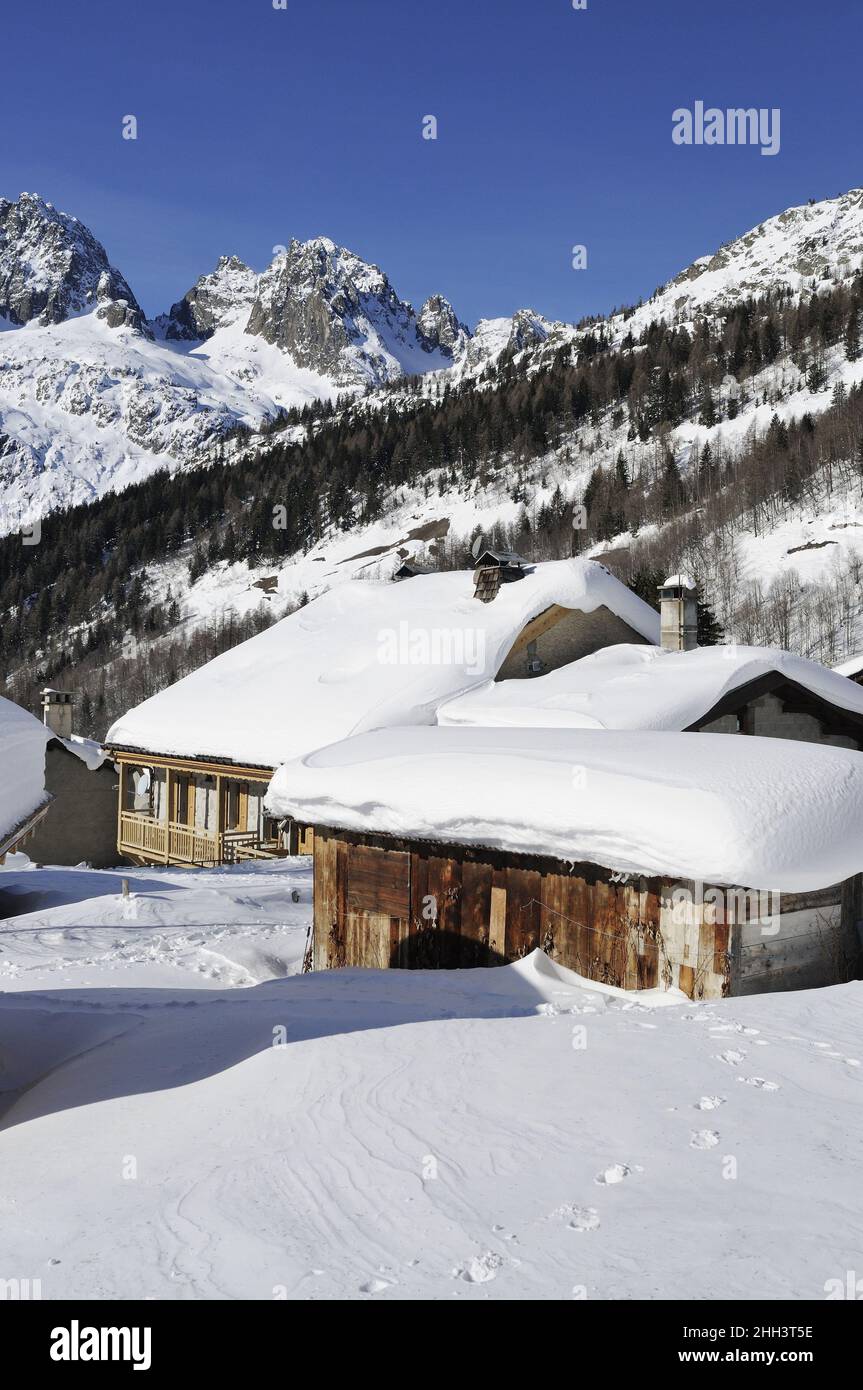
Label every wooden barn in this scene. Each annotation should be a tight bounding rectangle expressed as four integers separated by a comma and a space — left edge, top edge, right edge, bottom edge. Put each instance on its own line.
266, 727, 863, 1000
105, 557, 660, 868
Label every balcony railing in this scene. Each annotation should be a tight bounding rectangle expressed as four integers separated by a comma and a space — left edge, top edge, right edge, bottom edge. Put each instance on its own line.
119, 813, 286, 866
119, 812, 220, 866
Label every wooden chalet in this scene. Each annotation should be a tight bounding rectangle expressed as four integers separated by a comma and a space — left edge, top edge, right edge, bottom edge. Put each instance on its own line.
105, 558, 661, 868
110, 747, 303, 868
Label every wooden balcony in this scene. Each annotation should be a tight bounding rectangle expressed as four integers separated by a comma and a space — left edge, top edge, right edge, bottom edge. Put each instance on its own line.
119, 813, 287, 867
119, 812, 221, 866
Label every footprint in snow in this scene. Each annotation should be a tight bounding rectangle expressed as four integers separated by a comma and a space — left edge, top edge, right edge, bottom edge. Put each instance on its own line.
568, 1206, 601, 1232
594, 1163, 632, 1185
690, 1129, 721, 1149
359, 1278, 393, 1294
452, 1252, 504, 1284
717, 1049, 746, 1065
696, 1095, 726, 1111
737, 1076, 780, 1091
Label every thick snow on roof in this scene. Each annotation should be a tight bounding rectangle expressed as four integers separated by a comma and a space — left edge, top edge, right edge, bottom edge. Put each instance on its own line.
0, 696, 50, 845
266, 727, 863, 892
439, 643, 863, 733
834, 652, 863, 679
105, 560, 660, 767
53, 734, 109, 771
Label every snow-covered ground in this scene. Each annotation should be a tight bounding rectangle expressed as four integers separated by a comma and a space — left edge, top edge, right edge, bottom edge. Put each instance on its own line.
0, 858, 311, 991
1, 858, 862, 1300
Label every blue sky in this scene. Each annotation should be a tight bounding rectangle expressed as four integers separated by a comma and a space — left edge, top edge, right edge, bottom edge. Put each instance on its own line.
2, 0, 861, 325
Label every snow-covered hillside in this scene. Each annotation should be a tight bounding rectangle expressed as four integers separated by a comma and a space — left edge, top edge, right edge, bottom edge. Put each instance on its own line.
0, 197, 469, 532
1, 857, 862, 1300
618, 186, 863, 341
5, 187, 863, 539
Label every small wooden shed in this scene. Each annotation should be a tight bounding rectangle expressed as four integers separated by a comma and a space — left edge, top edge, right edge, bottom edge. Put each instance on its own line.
266, 727, 863, 1000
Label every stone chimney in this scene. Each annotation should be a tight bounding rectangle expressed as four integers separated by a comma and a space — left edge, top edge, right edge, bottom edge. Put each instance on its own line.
42, 688, 74, 739
658, 575, 698, 652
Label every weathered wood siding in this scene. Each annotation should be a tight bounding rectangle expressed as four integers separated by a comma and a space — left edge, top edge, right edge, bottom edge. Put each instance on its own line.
311, 829, 862, 999
313, 829, 724, 996
732, 883, 862, 995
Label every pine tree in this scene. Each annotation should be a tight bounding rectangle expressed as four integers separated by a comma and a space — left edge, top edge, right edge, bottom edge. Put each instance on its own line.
699, 385, 717, 428
697, 600, 724, 646
845, 305, 861, 363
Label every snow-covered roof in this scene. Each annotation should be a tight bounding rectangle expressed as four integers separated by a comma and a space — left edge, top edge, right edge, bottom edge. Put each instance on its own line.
266, 727, 863, 893
834, 652, 863, 680
438, 643, 863, 733
0, 696, 50, 849
52, 734, 110, 771
105, 560, 660, 768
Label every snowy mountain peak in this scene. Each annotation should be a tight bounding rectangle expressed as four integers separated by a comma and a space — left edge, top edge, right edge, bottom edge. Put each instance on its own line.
0, 191, 142, 328
244, 236, 454, 385
156, 255, 258, 341
418, 294, 470, 355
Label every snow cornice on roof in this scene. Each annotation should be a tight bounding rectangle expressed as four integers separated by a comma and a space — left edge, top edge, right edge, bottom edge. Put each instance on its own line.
266, 727, 863, 894
438, 643, 863, 734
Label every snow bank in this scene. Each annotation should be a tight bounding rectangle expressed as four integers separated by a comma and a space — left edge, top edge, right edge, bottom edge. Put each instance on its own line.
0, 696, 50, 847
267, 726, 863, 892
106, 560, 660, 767
439, 642, 863, 732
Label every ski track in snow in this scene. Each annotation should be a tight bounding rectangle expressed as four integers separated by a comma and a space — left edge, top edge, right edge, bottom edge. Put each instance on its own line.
0, 862, 862, 1299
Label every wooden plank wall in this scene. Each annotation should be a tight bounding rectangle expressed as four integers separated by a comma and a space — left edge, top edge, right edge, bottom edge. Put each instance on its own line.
312, 829, 862, 999
312, 829, 734, 996
732, 883, 861, 995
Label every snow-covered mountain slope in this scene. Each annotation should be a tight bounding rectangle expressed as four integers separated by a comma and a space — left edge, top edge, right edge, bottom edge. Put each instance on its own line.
0, 199, 470, 532
613, 187, 863, 343
0, 312, 286, 528
4, 185, 863, 553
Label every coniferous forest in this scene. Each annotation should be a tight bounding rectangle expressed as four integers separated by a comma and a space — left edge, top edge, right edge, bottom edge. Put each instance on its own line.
4, 273, 862, 734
